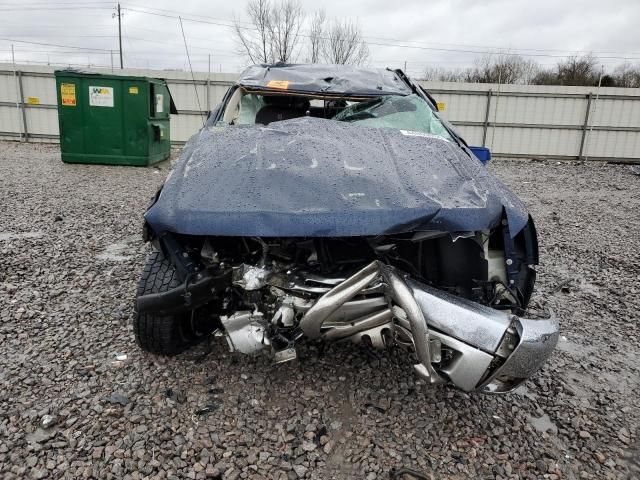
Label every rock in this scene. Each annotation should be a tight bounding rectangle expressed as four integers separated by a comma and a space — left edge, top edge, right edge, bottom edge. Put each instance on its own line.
301, 441, 317, 452
323, 441, 334, 454
504, 462, 513, 475
92, 447, 104, 459
104, 392, 130, 406
579, 430, 591, 439
293, 464, 308, 477
618, 428, 631, 444
31, 469, 47, 479
41, 414, 57, 429
205, 465, 219, 478
165, 388, 187, 404
25, 429, 53, 444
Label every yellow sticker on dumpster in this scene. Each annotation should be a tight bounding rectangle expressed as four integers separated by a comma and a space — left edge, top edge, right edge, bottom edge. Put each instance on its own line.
266, 80, 289, 90
60, 83, 76, 106
436, 102, 445, 111
27, 96, 40, 105
129, 86, 139, 94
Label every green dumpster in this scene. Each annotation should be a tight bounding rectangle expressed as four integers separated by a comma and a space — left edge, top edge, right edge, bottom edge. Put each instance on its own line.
54, 70, 176, 166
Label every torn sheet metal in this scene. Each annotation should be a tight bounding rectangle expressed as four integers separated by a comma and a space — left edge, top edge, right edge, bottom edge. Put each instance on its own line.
236, 63, 412, 97
145, 117, 529, 237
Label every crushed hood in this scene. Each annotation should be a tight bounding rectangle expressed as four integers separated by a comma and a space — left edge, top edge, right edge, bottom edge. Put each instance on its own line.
145, 117, 529, 237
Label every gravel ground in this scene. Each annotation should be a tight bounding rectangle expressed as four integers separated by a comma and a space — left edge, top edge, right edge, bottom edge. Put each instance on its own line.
0, 141, 638, 480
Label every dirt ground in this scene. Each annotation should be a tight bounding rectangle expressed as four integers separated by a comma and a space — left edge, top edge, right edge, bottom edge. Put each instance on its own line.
0, 141, 638, 480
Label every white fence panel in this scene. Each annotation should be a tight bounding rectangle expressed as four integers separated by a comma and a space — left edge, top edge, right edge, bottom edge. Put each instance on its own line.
170, 114, 204, 143
586, 130, 640, 159
591, 98, 640, 128
494, 95, 586, 126
491, 127, 583, 157
434, 92, 487, 123
25, 108, 58, 135
0, 105, 21, 134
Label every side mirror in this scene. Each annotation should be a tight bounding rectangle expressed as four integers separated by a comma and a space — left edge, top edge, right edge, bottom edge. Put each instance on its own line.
469, 146, 491, 165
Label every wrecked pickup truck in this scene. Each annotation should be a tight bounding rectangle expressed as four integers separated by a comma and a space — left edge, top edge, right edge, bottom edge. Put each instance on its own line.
135, 63, 558, 393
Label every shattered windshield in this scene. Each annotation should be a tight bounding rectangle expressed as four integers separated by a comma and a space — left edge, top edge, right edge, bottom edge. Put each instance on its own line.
333, 94, 453, 141
219, 89, 453, 142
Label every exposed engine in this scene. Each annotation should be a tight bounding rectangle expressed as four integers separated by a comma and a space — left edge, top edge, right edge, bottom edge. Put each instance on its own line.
137, 223, 558, 393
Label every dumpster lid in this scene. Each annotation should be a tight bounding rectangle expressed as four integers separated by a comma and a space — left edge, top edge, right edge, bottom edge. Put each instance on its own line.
54, 69, 177, 113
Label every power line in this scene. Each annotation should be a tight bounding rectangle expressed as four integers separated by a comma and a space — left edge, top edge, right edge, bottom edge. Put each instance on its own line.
179, 15, 204, 125
2, 48, 113, 55
0, 1, 114, 4
0, 6, 113, 11
1, 57, 113, 68
0, 37, 112, 52
3, 34, 118, 38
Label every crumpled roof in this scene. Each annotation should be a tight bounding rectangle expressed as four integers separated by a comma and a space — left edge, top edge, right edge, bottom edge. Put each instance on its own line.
145, 117, 529, 238
236, 63, 412, 96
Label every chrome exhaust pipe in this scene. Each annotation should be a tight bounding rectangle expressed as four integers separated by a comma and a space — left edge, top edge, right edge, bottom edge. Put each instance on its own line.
299, 261, 379, 339
377, 264, 444, 385
300, 261, 443, 384
322, 308, 393, 341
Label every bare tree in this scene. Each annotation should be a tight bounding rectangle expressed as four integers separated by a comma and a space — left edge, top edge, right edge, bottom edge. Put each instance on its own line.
531, 69, 559, 85
556, 55, 598, 86
268, 0, 304, 63
308, 10, 326, 63
234, 0, 304, 64
235, 0, 272, 64
465, 54, 539, 84
423, 56, 639, 87
323, 19, 369, 66
422, 67, 468, 82
613, 62, 640, 88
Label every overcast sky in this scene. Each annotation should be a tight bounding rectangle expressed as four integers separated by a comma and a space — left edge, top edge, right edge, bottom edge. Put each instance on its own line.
1, 0, 639, 77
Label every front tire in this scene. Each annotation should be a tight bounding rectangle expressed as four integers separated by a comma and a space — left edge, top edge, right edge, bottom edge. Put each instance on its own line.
133, 250, 212, 355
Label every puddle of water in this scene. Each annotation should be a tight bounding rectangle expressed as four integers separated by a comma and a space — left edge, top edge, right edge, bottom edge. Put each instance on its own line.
528, 413, 558, 434
0, 231, 43, 241
97, 236, 138, 262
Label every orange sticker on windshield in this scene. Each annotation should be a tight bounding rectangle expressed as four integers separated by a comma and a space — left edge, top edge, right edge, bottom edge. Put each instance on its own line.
267, 80, 289, 90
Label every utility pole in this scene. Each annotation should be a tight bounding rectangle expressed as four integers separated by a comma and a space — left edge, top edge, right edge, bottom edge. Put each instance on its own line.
11, 44, 22, 141
115, 3, 123, 69
207, 53, 211, 110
